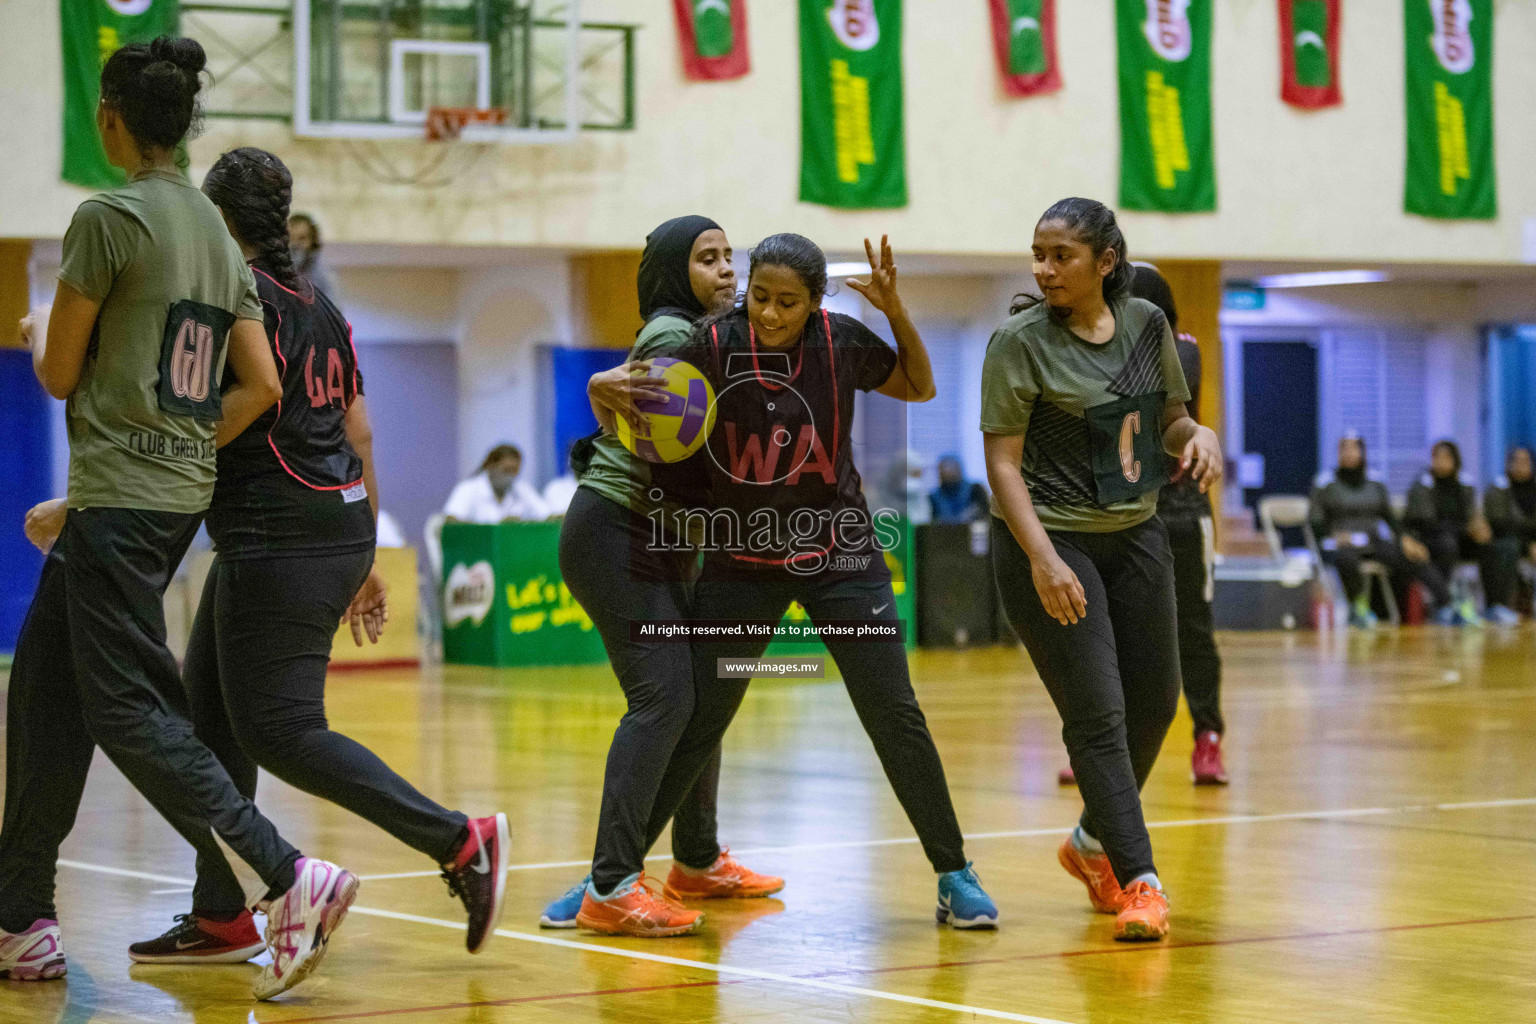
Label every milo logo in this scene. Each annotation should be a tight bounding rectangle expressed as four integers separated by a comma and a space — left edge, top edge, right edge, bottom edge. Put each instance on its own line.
444, 561, 495, 628
826, 0, 880, 52
1142, 0, 1192, 63
1429, 0, 1475, 75
105, 0, 154, 14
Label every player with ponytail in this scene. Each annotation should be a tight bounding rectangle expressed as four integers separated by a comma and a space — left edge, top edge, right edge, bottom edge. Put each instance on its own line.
982, 198, 1223, 943
111, 146, 510, 966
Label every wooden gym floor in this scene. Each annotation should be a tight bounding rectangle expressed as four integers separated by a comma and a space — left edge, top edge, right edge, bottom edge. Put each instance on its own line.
1, 626, 1533, 1023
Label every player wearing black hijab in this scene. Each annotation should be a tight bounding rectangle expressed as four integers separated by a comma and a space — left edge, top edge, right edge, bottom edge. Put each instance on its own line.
545, 216, 782, 937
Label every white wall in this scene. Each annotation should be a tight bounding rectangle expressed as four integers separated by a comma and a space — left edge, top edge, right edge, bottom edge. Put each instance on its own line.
6, 1, 1536, 264
332, 255, 574, 485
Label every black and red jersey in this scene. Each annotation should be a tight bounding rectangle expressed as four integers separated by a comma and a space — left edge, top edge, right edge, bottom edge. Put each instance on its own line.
208, 263, 373, 559
679, 308, 897, 579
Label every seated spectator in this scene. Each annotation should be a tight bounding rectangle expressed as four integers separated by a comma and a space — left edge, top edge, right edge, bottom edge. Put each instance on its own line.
1403, 440, 1490, 625
289, 212, 339, 299
445, 444, 548, 523
1309, 434, 1451, 628
928, 454, 990, 524
1482, 445, 1536, 623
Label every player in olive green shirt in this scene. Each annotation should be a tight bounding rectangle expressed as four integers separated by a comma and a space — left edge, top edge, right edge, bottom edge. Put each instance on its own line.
2, 37, 355, 1000
540, 216, 782, 934
981, 198, 1223, 945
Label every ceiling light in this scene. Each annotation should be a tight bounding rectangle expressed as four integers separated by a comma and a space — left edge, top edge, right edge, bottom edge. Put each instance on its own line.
826, 262, 872, 278
1252, 270, 1391, 288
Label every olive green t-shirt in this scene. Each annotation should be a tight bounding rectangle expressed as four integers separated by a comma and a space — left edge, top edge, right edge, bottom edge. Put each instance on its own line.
980, 297, 1190, 533
578, 314, 711, 543
58, 169, 263, 514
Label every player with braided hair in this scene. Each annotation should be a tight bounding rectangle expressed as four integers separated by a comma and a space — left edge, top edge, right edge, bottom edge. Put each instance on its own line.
3, 38, 357, 1000
118, 146, 511, 964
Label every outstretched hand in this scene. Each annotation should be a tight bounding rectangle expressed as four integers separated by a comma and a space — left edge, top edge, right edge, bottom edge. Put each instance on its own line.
343, 566, 389, 646
845, 235, 903, 315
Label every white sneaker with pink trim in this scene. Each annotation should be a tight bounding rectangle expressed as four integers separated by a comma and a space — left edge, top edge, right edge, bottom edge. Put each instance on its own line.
253, 858, 359, 1000
0, 919, 66, 981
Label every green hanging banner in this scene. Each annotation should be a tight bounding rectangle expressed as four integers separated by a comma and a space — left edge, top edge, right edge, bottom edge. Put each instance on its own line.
798, 0, 907, 210
1404, 0, 1496, 220
1116, 0, 1216, 213
61, 0, 180, 190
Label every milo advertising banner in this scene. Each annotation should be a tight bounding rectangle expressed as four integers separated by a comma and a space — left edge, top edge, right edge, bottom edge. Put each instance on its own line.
1116, 0, 1217, 213
798, 0, 908, 209
61, 0, 180, 189
440, 522, 606, 667
1403, 0, 1496, 220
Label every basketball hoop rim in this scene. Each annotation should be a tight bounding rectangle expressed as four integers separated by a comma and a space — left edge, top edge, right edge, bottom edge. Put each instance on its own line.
423, 106, 511, 142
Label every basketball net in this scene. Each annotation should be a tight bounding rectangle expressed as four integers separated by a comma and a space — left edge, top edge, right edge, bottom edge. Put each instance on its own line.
423, 106, 509, 142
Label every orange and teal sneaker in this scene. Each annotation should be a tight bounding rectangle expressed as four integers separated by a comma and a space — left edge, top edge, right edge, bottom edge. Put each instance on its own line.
1113, 881, 1169, 942
1057, 834, 1124, 914
575, 873, 704, 937
666, 849, 784, 900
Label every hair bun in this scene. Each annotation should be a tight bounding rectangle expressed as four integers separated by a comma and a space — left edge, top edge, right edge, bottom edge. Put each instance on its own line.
149, 36, 207, 75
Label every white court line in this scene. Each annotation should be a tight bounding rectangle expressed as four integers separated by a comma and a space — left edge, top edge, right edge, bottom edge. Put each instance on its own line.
56, 797, 1536, 1024
355, 796, 1536, 881
54, 860, 1072, 1023
345, 905, 1074, 1024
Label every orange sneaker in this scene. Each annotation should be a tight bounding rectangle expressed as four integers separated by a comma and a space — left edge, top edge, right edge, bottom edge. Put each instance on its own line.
1113, 881, 1169, 942
1057, 835, 1124, 914
574, 874, 704, 937
666, 848, 785, 900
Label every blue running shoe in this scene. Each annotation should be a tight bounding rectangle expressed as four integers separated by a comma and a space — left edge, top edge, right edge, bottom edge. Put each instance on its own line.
936, 863, 999, 929
539, 875, 591, 929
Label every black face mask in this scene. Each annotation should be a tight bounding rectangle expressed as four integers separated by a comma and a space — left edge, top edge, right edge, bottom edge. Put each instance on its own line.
637, 215, 722, 325
1337, 465, 1365, 487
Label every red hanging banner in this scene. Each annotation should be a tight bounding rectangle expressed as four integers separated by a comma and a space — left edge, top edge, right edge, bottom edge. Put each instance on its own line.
989, 0, 1061, 97
1278, 0, 1341, 109
673, 0, 751, 81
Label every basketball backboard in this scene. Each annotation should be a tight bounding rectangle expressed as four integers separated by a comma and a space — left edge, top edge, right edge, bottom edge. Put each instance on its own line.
293, 0, 581, 141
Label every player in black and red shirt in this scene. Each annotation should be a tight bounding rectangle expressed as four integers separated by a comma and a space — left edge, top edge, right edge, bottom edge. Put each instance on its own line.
624, 234, 1000, 929
126, 148, 510, 964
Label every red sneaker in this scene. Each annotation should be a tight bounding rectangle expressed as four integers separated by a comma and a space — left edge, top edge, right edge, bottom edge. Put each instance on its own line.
1057, 836, 1124, 914
667, 849, 784, 899
1192, 731, 1228, 785
441, 813, 511, 954
129, 911, 264, 964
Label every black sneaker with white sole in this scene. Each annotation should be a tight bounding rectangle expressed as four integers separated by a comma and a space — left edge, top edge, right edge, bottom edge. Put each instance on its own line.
440, 813, 510, 953
129, 912, 266, 964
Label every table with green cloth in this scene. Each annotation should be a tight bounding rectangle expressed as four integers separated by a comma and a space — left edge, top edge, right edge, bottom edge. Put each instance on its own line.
440, 520, 916, 668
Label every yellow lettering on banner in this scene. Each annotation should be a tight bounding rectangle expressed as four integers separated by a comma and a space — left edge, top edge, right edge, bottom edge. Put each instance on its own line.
548, 582, 594, 631
507, 576, 548, 610
98, 26, 120, 66
831, 59, 876, 184
1434, 81, 1470, 197
510, 611, 547, 634
1146, 71, 1191, 190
